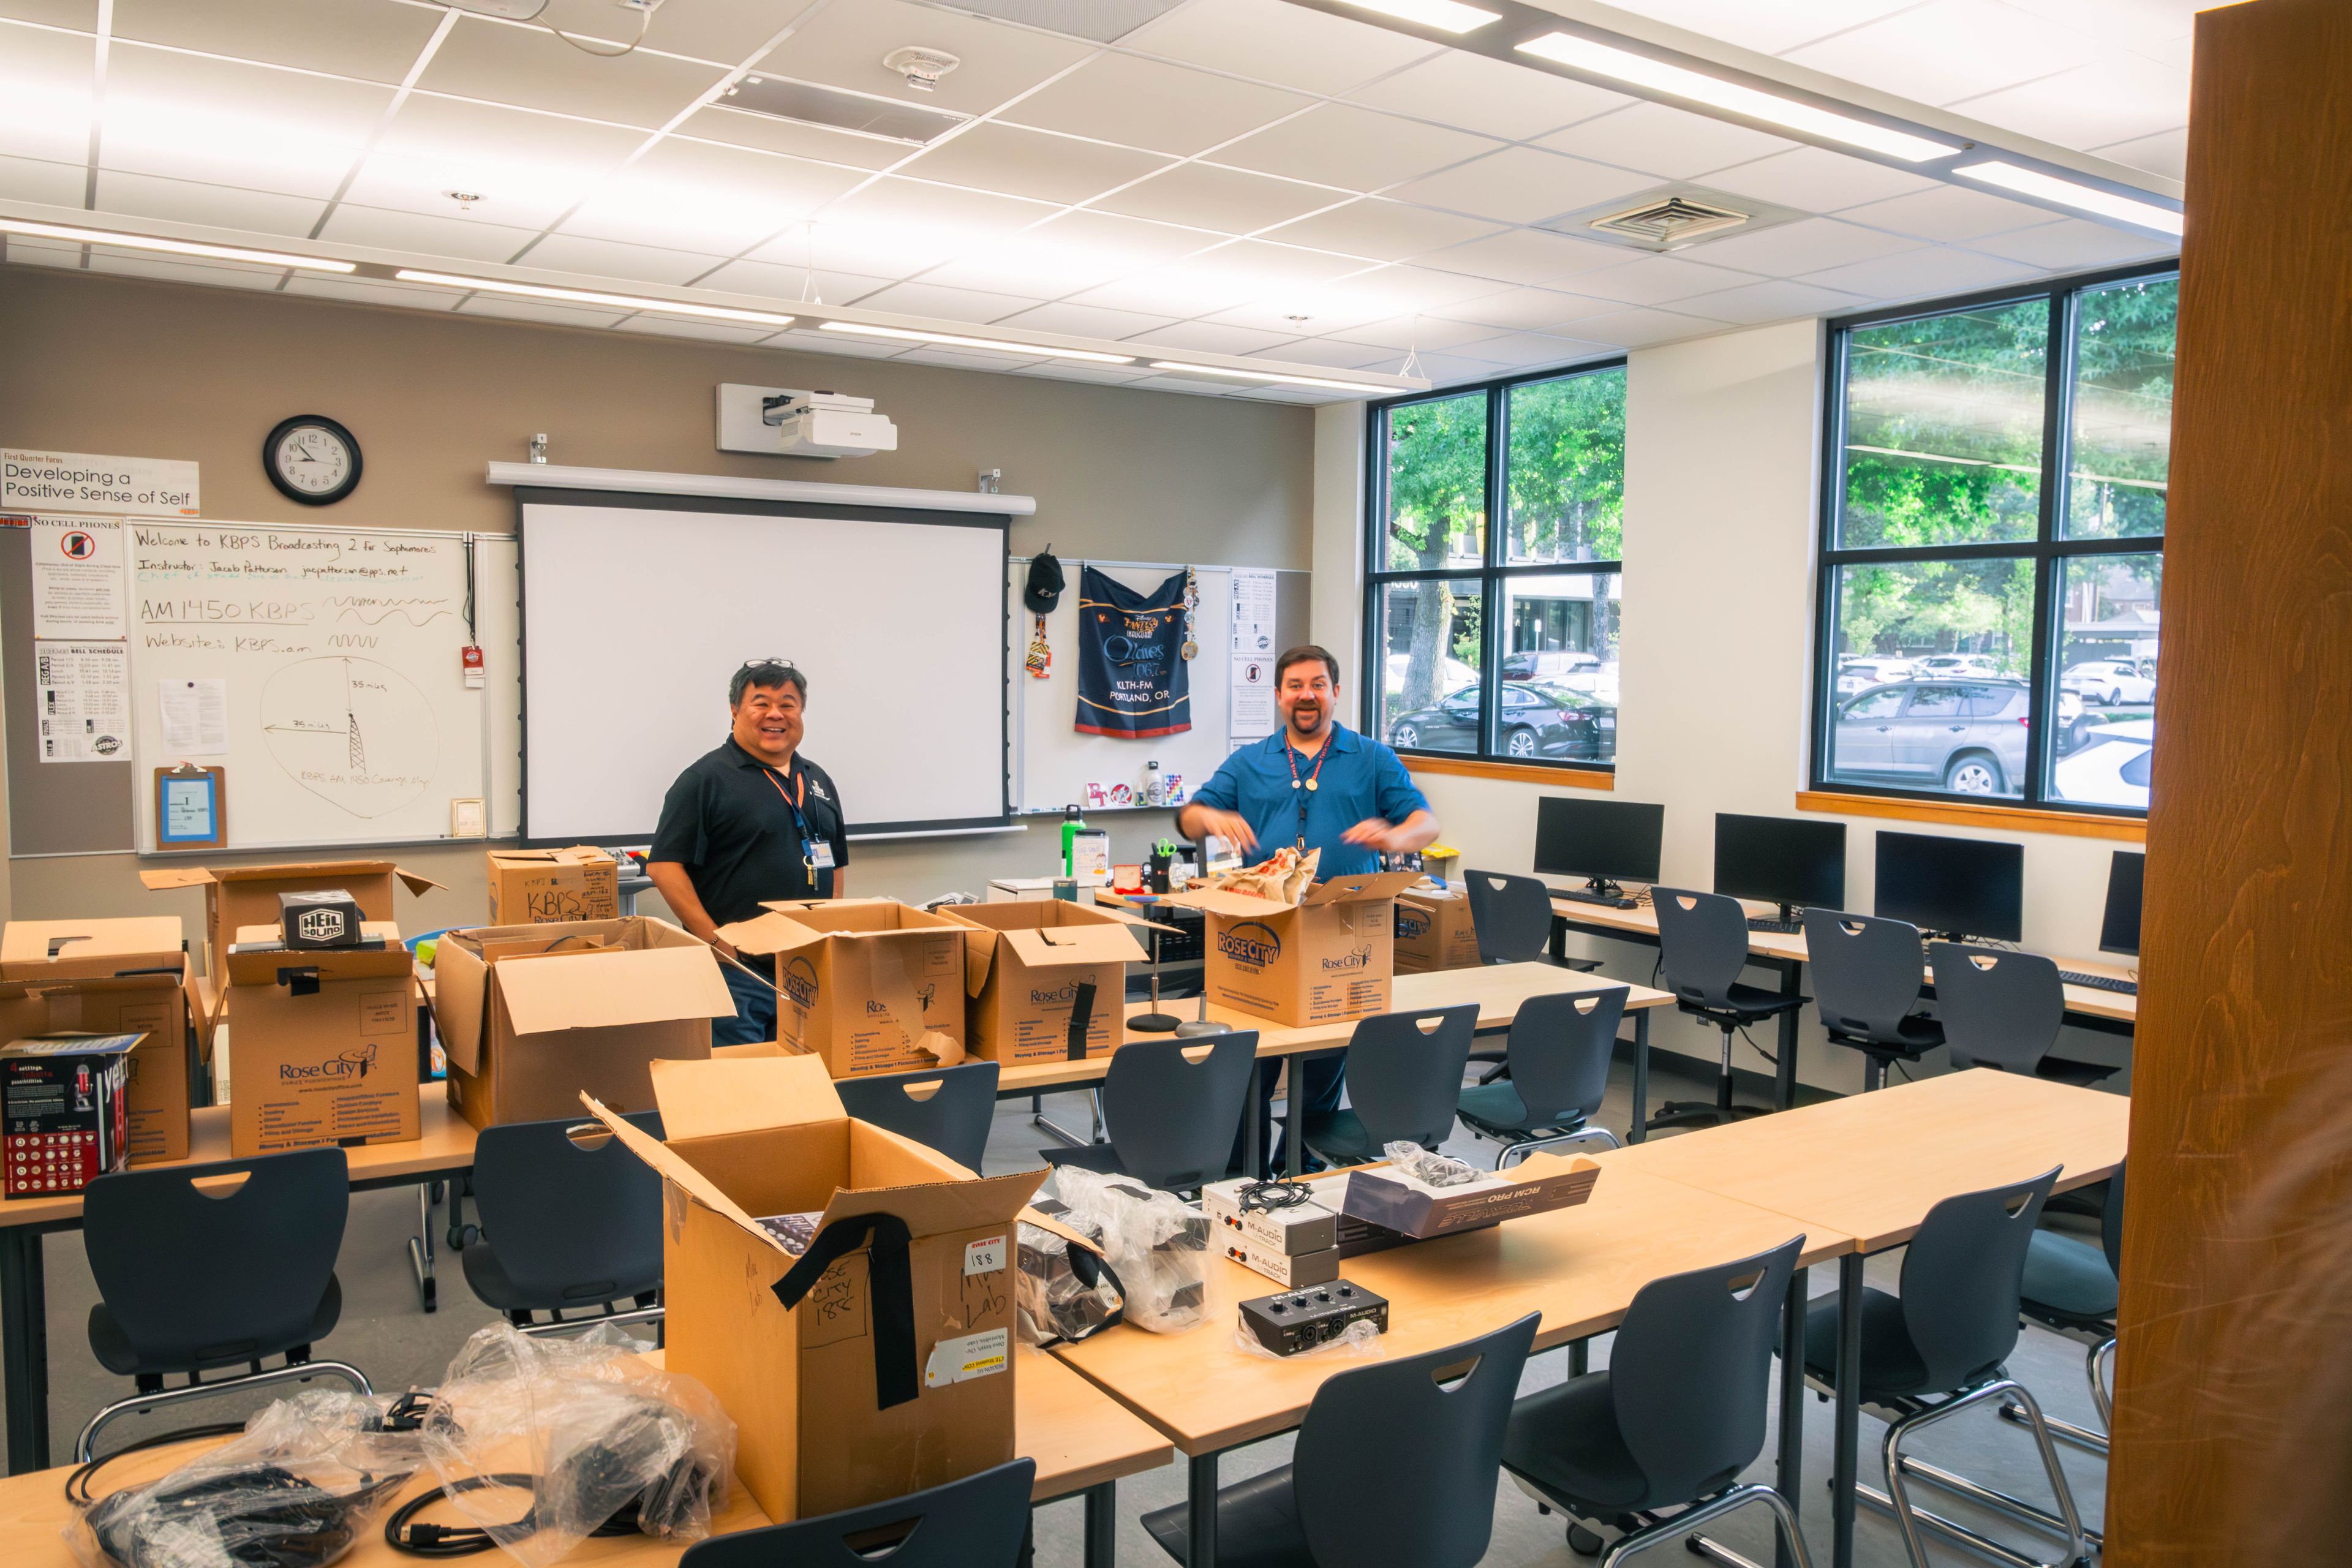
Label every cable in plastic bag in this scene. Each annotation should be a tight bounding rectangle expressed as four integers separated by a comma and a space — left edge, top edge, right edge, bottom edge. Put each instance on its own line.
1047, 1166, 1208, 1333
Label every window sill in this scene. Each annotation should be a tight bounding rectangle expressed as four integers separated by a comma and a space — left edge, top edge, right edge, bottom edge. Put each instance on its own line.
1406, 755, 1616, 790
1795, 790, 2146, 842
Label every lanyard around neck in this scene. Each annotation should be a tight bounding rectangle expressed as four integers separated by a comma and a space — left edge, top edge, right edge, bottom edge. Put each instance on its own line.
1286, 736, 1332, 850
762, 762, 805, 818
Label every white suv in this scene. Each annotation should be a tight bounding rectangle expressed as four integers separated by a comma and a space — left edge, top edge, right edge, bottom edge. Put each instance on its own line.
2062, 658, 2155, 706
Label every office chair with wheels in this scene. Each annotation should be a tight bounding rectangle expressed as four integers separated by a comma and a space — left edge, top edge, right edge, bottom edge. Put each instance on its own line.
1504, 1236, 1811, 1567
78, 1147, 368, 1461
1649, 889, 1807, 1131
1040, 1033, 1257, 1193
679, 1458, 1035, 1568
835, 1060, 1001, 1172
1300, 1003, 1479, 1166
1801, 909, 1944, 1091
1803, 1166, 2092, 1568
1466, 869, 1600, 1086
2007, 1164, 2125, 1456
1455, 987, 1626, 1168
460, 1112, 665, 1336
1143, 1314, 1539, 1568
1929, 944, 2119, 1088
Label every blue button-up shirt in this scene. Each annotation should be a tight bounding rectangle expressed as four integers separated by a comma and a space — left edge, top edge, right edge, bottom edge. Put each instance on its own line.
1190, 723, 1431, 879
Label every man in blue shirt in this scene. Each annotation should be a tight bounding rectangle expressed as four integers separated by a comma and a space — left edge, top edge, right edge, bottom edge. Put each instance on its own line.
1180, 645, 1440, 1166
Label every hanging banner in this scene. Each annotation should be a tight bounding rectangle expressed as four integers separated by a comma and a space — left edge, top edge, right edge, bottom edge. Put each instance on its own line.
1074, 565, 1192, 739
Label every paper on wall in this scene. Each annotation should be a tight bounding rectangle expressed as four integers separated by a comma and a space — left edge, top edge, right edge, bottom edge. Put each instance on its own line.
1230, 567, 1275, 657
31, 516, 127, 639
1230, 654, 1275, 741
157, 678, 230, 755
32, 641, 130, 763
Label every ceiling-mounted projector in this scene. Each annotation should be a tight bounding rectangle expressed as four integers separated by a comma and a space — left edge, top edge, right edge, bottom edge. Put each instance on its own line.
717, 383, 899, 459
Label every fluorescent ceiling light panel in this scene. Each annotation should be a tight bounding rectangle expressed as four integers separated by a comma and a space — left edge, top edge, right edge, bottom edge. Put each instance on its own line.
1954, 160, 2184, 236
0, 219, 355, 273
1148, 361, 1383, 391
1515, 32, 1955, 164
393, 270, 796, 326
1337, 0, 1501, 33
819, 322, 1136, 363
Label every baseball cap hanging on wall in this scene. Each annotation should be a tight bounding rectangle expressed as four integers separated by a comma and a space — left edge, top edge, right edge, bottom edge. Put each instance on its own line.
1024, 548, 1063, 680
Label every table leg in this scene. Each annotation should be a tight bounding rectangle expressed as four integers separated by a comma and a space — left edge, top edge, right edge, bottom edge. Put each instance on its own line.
1777, 1265, 1808, 1568
1568, 1337, 1588, 1378
1242, 1059, 1265, 1182
1776, 960, 1803, 1112
1084, 1480, 1117, 1568
407, 1182, 438, 1313
1548, 913, 1567, 963
1285, 1062, 1308, 1179
1832, 1253, 1864, 1568
1188, 1450, 1219, 1567
2, 1226, 50, 1474
1629, 1009, 1650, 1144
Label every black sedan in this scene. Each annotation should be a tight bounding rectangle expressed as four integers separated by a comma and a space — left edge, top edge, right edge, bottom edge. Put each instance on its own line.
1388, 682, 1616, 761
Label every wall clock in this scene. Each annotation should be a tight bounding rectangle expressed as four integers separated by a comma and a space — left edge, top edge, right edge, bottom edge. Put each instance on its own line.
263, 414, 362, 505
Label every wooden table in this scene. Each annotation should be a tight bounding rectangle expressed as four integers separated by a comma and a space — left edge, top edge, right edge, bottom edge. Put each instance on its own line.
1054, 1156, 1850, 1567
1605, 1069, 2131, 1568
0, 1346, 1170, 1568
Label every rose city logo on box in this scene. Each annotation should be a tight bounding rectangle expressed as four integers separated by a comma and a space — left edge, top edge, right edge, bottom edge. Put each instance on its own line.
296, 907, 348, 944
781, 957, 820, 1009
278, 1043, 377, 1082
1027, 981, 1084, 1006
1395, 907, 1431, 940
1321, 943, 1375, 973
1218, 921, 1283, 968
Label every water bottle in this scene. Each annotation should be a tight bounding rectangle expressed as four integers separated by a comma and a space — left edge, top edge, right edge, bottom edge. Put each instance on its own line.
1143, 760, 1166, 808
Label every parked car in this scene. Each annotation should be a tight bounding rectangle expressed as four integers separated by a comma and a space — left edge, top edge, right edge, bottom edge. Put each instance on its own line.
1389, 682, 1616, 761
1502, 649, 1598, 681
1831, 679, 2043, 796
1912, 654, 2000, 679
2061, 658, 2156, 706
1835, 657, 1916, 695
2053, 720, 2153, 809
1384, 652, 1480, 695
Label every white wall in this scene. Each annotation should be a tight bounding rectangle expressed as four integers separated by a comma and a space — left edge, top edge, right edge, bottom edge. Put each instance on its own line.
1320, 320, 2133, 1094
1311, 401, 1367, 664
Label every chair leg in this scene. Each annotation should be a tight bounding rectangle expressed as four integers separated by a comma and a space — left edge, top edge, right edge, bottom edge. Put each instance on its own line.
1998, 1334, 2116, 1457
78, 1359, 372, 1463
517, 1304, 665, 1340
1597, 1483, 1814, 1568
1858, 1379, 2088, 1568
2089, 1335, 2116, 1430
1496, 1123, 1622, 1171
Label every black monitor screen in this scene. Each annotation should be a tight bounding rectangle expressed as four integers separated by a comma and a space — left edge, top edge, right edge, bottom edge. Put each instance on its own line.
1873, 830, 2024, 942
1714, 814, 1847, 911
1534, 797, 1664, 886
2100, 850, 2144, 956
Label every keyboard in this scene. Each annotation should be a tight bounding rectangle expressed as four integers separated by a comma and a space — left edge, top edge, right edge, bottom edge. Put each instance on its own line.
2059, 970, 2138, 995
1746, 917, 1802, 934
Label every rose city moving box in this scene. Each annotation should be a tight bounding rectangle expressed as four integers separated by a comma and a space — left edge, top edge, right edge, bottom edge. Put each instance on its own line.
485, 847, 621, 925
943, 901, 1158, 1063
585, 1055, 1044, 1522
221, 921, 418, 1156
1393, 886, 1480, 974
429, 917, 734, 1128
141, 858, 442, 990
718, 900, 967, 1078
0, 917, 199, 1163
1171, 869, 1423, 1028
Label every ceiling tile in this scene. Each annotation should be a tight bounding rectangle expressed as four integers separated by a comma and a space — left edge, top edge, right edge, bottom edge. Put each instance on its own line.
92, 169, 325, 236
1679, 216, 1920, 276
1343, 48, 1630, 143
1385, 145, 1654, 225
355, 96, 644, 230
998, 300, 1181, 339
1240, 338, 1397, 371
559, 138, 862, 254
1409, 350, 1517, 385
1673, 277, 1869, 326
755, 0, 1092, 117
456, 294, 630, 329
0, 1, 99, 26
1567, 306, 1728, 349
1965, 219, 2176, 271
1321, 313, 1512, 352
0, 24, 92, 164
1782, 0, 2100, 109
1092, 162, 1343, 234
1428, 285, 1621, 333
1564, 254, 1763, 306
1205, 261, 1504, 335
281, 274, 462, 310
1119, 0, 1441, 96
317, 203, 546, 264
85, 251, 286, 290
780, 176, 1060, 274
1838, 184, 2063, 243
111, 0, 444, 85
924, 207, 1215, 295
1070, 237, 1367, 317
1213, 104, 1499, 193
511, 231, 727, 285
1698, 146, 1940, 215
1592, 0, 1917, 55
1539, 102, 1799, 182
897, 123, 1171, 205
853, 279, 1047, 323
535, 0, 820, 66
2092, 127, 2187, 184
612, 315, 777, 344
679, 107, 913, 171
1000, 52, 1312, 157
1415, 226, 1634, 286
0, 152, 85, 205
1446, 331, 1616, 370
102, 45, 392, 198
1949, 55, 2188, 152
1256, 198, 1499, 263
695, 257, 898, 304
1147, 320, 1303, 355
419, 14, 727, 130
1798, 244, 2038, 300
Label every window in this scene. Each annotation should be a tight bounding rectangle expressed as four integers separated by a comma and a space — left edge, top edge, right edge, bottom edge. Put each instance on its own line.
1815, 266, 2175, 817
1366, 361, 1626, 771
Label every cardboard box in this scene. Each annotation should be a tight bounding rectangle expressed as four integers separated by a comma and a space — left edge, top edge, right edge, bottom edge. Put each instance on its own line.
1393, 886, 1480, 974
985, 878, 1058, 902
1169, 870, 1423, 1028
584, 1056, 1046, 1523
431, 916, 733, 1128
942, 902, 1154, 1064
1, 1033, 137, 1198
718, 900, 967, 1078
1338, 1155, 1600, 1251
141, 859, 442, 987
486, 846, 620, 925
0, 918, 199, 1163
222, 921, 418, 1156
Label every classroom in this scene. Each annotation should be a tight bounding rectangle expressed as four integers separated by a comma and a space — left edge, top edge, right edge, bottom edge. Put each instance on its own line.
0, 1, 2334, 1565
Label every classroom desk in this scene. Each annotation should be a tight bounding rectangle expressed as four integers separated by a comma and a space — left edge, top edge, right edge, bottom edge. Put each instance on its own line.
1054, 1158, 1849, 1568
1604, 1069, 2131, 1568
0, 1346, 1171, 1568
1, 1099, 478, 1477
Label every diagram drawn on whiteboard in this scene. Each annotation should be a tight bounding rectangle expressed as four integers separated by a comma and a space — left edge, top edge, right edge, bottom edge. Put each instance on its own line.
260, 657, 438, 818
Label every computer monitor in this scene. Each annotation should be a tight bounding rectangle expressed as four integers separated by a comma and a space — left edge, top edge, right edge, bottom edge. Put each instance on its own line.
1872, 830, 2024, 943
1534, 797, 1664, 900
2100, 850, 2144, 957
1714, 814, 1847, 920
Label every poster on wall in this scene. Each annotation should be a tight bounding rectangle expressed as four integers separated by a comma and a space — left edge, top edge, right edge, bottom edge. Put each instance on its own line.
2, 450, 198, 516
1074, 565, 1193, 739
1230, 567, 1276, 657
32, 515, 127, 639
1231, 655, 1275, 741
33, 640, 130, 763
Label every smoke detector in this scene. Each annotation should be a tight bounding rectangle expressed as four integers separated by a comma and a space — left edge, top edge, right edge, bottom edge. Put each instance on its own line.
883, 47, 961, 92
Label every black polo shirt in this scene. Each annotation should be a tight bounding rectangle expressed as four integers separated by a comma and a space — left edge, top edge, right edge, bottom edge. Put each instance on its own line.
649, 738, 850, 927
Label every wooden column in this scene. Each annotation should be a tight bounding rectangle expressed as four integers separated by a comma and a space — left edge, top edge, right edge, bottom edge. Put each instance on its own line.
2106, 1, 2352, 1561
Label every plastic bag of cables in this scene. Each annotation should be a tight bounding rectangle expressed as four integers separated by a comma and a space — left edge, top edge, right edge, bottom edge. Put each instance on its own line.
1048, 1166, 1208, 1334
1014, 1202, 1125, 1346
67, 1390, 424, 1568
402, 1323, 735, 1566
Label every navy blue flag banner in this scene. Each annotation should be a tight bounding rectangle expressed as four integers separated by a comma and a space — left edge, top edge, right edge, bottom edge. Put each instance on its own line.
1074, 566, 1192, 739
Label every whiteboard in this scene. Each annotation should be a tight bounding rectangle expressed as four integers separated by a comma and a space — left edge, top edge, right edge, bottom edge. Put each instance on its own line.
129, 520, 507, 852
518, 499, 1006, 840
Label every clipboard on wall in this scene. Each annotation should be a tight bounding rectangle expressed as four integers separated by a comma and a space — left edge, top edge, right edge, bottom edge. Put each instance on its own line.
153, 764, 226, 852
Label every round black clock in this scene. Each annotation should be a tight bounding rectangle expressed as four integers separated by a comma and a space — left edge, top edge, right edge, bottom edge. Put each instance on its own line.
263, 415, 362, 505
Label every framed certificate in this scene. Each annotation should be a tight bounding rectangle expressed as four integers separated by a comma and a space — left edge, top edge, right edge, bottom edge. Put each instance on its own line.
154, 765, 226, 851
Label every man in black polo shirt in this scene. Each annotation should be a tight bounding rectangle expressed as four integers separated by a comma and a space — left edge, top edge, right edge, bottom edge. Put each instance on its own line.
647, 661, 849, 1045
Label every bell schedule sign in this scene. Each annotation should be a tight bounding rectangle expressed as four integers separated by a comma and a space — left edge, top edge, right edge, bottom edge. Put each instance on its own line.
3, 449, 198, 516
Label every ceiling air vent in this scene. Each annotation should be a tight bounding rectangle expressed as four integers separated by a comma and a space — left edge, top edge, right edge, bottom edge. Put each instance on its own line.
1588, 195, 1752, 247
716, 76, 967, 145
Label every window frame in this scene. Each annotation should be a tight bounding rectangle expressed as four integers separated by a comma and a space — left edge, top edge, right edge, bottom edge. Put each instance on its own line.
1811, 260, 2177, 822
1362, 356, 1629, 778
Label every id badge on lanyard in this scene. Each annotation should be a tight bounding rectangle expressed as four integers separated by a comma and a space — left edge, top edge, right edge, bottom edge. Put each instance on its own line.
766, 767, 833, 887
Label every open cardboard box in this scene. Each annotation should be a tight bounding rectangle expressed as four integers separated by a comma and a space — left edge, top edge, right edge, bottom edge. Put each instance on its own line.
1167, 869, 1422, 1027
431, 916, 733, 1128
0, 917, 200, 1164
486, 846, 620, 925
1336, 1152, 1603, 1257
942, 901, 1168, 1063
222, 921, 418, 1157
584, 1055, 1045, 1522
717, 899, 967, 1078
1393, 884, 1480, 974
141, 859, 443, 987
